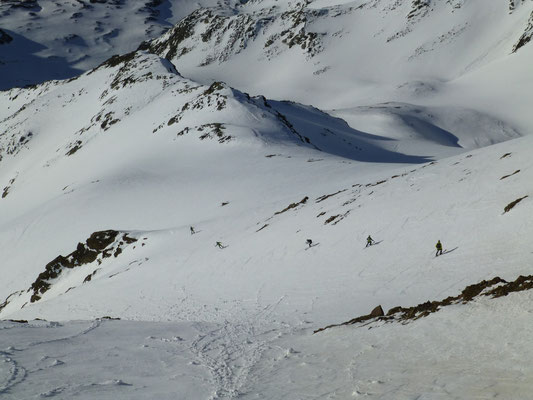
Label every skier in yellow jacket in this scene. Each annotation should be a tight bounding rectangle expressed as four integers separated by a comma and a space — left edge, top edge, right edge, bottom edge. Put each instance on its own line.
435, 240, 443, 257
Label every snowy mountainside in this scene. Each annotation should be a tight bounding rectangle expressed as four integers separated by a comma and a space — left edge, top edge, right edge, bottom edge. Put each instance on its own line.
150, 0, 533, 134
0, 47, 532, 324
0, 48, 433, 176
0, 48, 440, 315
0, 0, 236, 89
2, 1, 533, 398
1, 68, 533, 395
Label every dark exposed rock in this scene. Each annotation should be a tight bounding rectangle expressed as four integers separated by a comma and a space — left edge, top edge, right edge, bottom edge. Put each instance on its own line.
29, 230, 137, 303
203, 81, 225, 96
366, 180, 387, 187
500, 170, 520, 180
256, 224, 268, 232
324, 215, 339, 224
149, 3, 325, 66
260, 99, 319, 149
513, 11, 533, 53
407, 0, 431, 20
315, 305, 385, 333
198, 123, 231, 143
66, 140, 83, 156
370, 305, 384, 317
316, 189, 347, 203
2, 176, 17, 199
313, 275, 533, 333
274, 196, 309, 215
487, 275, 533, 298
503, 196, 528, 214
460, 277, 506, 301
149, 10, 200, 59
99, 51, 137, 69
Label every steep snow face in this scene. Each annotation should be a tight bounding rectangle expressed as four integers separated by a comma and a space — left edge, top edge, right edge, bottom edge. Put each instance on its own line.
0, 0, 236, 89
149, 0, 533, 133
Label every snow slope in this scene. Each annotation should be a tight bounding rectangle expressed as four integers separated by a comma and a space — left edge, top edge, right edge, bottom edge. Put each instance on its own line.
1, 1, 533, 399
1, 46, 531, 324
1, 129, 532, 399
150, 0, 533, 134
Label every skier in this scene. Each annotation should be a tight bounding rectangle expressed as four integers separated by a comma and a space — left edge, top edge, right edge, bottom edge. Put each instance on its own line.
366, 235, 375, 247
435, 240, 443, 257
306, 239, 313, 248
215, 241, 226, 249
190, 226, 196, 235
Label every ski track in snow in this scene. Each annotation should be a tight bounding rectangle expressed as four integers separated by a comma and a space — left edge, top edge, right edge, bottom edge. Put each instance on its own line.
0, 320, 101, 396
0, 300, 305, 399
1, 0, 533, 398
190, 297, 290, 399
0, 350, 26, 396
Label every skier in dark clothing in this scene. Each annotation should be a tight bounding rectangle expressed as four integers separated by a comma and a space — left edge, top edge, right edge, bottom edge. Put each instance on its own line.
366, 235, 375, 247
306, 239, 313, 248
190, 226, 196, 235
215, 241, 226, 249
435, 240, 443, 256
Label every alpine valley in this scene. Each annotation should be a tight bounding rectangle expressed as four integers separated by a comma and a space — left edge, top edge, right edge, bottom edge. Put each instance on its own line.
1, 0, 533, 398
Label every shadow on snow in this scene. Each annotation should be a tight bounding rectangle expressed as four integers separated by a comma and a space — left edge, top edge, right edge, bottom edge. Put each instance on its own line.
0, 29, 84, 90
266, 100, 440, 164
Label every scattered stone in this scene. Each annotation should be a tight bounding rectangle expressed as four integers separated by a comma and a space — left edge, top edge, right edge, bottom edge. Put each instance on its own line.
503, 196, 528, 214
274, 196, 308, 215
500, 170, 520, 180
313, 274, 533, 333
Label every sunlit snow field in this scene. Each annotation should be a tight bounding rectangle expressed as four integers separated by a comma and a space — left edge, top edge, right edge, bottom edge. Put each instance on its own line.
1, 0, 533, 398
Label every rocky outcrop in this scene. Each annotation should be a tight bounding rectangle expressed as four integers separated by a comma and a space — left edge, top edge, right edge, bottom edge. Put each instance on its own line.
513, 11, 533, 52
149, 2, 325, 65
407, 0, 431, 20
503, 195, 528, 214
315, 274, 533, 333
29, 230, 137, 303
